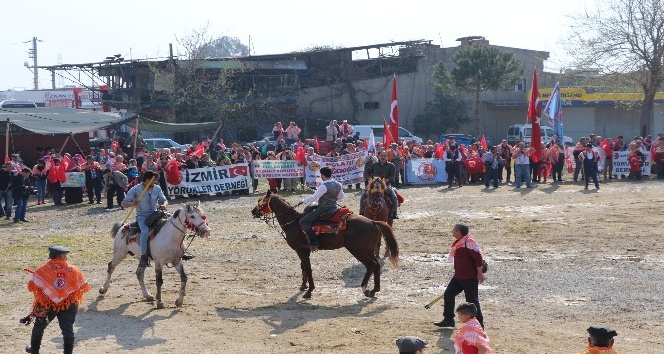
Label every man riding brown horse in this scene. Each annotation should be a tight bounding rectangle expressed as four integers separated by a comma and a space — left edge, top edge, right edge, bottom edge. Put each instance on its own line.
359, 150, 399, 219
298, 166, 344, 248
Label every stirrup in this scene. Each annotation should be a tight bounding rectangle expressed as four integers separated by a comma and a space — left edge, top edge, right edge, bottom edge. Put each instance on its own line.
182, 253, 195, 261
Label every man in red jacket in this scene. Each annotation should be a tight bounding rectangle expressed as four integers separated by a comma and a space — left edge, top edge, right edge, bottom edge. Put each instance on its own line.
434, 223, 486, 329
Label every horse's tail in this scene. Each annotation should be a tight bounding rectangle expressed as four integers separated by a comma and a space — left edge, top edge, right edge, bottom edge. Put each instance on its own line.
373, 221, 399, 268
110, 222, 122, 238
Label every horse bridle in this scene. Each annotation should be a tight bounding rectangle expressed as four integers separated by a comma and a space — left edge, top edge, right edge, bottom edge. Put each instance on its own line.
366, 179, 388, 214
256, 194, 301, 239
169, 207, 209, 258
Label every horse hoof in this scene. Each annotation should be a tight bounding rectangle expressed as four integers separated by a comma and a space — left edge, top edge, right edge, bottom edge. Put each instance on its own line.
99, 288, 107, 295
156, 302, 165, 309
364, 290, 376, 298
303, 292, 312, 299
145, 295, 155, 302
299, 286, 307, 291
175, 299, 183, 308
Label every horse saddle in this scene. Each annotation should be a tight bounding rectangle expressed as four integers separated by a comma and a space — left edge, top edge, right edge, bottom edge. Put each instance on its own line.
121, 217, 170, 245
310, 206, 352, 235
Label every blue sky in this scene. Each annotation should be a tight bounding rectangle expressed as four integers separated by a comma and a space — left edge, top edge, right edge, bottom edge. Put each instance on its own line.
1, 0, 587, 91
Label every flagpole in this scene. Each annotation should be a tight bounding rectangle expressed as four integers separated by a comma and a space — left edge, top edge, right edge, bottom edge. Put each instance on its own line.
132, 115, 139, 158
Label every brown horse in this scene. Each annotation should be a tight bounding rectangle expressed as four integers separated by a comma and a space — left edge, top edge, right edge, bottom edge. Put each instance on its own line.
365, 176, 393, 227
251, 190, 399, 298
364, 176, 394, 258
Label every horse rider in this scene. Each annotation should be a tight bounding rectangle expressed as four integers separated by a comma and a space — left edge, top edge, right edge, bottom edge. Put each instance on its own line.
298, 167, 344, 248
121, 171, 168, 267
359, 150, 399, 219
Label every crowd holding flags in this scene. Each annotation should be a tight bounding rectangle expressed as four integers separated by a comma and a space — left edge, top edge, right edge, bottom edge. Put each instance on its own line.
543, 81, 565, 145
527, 69, 543, 163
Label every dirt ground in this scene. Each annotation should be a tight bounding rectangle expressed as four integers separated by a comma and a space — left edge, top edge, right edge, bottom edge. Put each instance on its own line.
0, 177, 662, 353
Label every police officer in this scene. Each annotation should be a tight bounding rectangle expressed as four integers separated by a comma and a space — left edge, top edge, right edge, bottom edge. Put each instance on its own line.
24, 246, 90, 354
299, 167, 344, 248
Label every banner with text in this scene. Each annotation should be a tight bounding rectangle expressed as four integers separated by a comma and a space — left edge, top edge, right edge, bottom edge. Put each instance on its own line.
62, 172, 86, 187
166, 163, 251, 195
405, 159, 448, 184
612, 151, 651, 176
305, 152, 366, 187
253, 160, 304, 178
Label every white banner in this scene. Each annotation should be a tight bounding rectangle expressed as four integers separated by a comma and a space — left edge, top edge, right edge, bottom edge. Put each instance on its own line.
62, 172, 86, 187
405, 159, 448, 184
253, 160, 304, 178
166, 163, 251, 195
305, 152, 366, 187
612, 151, 651, 176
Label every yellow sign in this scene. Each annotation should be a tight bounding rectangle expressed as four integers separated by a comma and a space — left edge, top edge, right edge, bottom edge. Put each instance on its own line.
529, 87, 664, 102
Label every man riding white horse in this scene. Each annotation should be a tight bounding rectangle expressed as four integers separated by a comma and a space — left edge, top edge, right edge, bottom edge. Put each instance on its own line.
359, 150, 399, 219
299, 167, 344, 248
121, 171, 168, 268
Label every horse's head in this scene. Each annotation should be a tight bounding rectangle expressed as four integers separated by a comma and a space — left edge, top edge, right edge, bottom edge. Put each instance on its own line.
251, 190, 273, 218
368, 177, 388, 195
182, 201, 211, 238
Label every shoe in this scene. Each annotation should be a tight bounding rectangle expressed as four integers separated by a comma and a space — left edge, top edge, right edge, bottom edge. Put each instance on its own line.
20, 219, 29, 222
139, 255, 150, 267
434, 319, 455, 328
392, 214, 399, 219
13, 219, 19, 223
182, 253, 195, 261
25, 345, 32, 353
96, 201, 102, 204
4, 216, 9, 220
120, 207, 126, 210
303, 230, 320, 248
88, 201, 94, 204
585, 186, 589, 190
596, 185, 600, 190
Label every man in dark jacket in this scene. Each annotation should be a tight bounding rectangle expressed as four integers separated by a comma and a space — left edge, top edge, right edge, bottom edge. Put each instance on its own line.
11, 168, 32, 222
81, 156, 103, 204
0, 162, 14, 220
359, 150, 399, 219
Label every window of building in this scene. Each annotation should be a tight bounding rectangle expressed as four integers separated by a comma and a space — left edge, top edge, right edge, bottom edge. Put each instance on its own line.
363, 101, 380, 110
514, 79, 526, 92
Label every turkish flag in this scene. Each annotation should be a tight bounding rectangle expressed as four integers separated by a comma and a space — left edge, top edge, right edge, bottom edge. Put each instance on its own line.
3, 156, 8, 163
189, 142, 205, 158
435, 143, 444, 159
390, 74, 399, 142
164, 159, 182, 185
295, 145, 307, 165
528, 69, 542, 163
314, 136, 320, 151
229, 165, 248, 178
480, 135, 488, 151
111, 140, 120, 153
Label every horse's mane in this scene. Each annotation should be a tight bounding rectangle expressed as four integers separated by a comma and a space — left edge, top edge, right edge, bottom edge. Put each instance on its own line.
269, 193, 303, 217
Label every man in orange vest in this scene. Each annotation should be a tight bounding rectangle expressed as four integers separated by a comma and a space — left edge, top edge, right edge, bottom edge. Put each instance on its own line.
573, 326, 621, 354
23, 246, 90, 354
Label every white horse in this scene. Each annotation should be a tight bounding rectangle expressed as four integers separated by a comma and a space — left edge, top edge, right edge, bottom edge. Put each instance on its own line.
99, 203, 211, 309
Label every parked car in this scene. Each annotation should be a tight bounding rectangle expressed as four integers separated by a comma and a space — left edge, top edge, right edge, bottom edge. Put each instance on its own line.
440, 134, 491, 148
143, 138, 187, 151
506, 124, 572, 146
0, 100, 38, 108
353, 125, 423, 144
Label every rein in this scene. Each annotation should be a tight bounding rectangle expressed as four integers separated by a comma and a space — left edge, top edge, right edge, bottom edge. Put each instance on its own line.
258, 196, 302, 240
168, 208, 205, 265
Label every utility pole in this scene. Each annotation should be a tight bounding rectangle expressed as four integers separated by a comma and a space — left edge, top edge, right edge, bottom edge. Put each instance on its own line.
26, 37, 40, 90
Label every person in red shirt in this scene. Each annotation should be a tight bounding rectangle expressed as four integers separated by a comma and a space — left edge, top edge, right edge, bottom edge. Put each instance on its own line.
434, 223, 486, 329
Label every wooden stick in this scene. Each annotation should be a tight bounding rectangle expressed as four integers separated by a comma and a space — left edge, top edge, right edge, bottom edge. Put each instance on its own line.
424, 293, 445, 309
5, 119, 9, 161
132, 115, 139, 158
59, 134, 71, 155
121, 176, 156, 224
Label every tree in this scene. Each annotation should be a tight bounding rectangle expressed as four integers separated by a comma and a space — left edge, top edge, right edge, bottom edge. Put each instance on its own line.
450, 45, 522, 136
413, 63, 470, 137
568, 0, 664, 136
205, 36, 250, 58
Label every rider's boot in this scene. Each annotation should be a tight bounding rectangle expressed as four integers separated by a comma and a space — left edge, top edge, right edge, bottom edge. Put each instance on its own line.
182, 252, 195, 261
138, 254, 150, 267
304, 229, 320, 248
391, 207, 399, 219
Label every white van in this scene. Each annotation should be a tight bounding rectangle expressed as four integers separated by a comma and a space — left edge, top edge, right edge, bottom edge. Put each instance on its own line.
353, 125, 423, 144
507, 124, 572, 145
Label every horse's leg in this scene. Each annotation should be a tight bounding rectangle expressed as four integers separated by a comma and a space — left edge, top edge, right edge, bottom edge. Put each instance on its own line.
299, 268, 308, 291
154, 264, 165, 309
369, 250, 381, 296
348, 249, 377, 298
99, 236, 129, 295
135, 265, 155, 302
298, 250, 315, 298
174, 261, 187, 308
